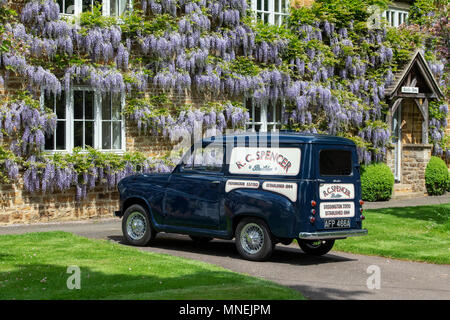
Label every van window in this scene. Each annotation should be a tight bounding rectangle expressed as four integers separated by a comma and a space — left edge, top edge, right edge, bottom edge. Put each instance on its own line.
183, 145, 223, 172
320, 149, 352, 176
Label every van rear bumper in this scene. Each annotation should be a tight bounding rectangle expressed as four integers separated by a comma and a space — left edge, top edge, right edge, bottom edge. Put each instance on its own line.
298, 229, 368, 240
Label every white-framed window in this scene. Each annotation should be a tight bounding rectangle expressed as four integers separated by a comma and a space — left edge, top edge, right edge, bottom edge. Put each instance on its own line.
57, 0, 131, 16
251, 0, 289, 26
245, 98, 283, 132
44, 91, 67, 151
43, 88, 126, 153
382, 8, 409, 27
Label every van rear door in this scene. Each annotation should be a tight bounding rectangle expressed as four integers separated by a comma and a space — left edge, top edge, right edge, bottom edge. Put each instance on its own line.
314, 145, 362, 230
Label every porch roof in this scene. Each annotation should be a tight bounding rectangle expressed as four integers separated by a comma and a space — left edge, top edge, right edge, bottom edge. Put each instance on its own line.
385, 50, 444, 100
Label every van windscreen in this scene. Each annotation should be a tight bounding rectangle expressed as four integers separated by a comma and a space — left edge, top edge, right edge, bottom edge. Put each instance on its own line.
319, 149, 352, 176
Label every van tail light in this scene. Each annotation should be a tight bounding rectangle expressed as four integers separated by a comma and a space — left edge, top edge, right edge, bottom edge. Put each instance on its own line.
309, 216, 316, 224
360, 207, 364, 213
359, 199, 364, 205
311, 209, 316, 215
360, 215, 365, 220
311, 200, 316, 207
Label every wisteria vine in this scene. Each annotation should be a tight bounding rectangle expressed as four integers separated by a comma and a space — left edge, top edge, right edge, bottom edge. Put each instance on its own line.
0, 0, 448, 200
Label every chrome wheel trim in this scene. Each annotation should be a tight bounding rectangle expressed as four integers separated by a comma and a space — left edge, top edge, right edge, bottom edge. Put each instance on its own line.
126, 211, 147, 241
240, 223, 265, 255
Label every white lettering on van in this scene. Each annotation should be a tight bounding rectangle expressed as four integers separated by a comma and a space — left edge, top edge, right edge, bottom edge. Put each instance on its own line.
262, 181, 298, 202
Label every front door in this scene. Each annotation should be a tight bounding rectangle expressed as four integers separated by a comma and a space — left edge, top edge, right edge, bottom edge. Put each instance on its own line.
163, 144, 224, 230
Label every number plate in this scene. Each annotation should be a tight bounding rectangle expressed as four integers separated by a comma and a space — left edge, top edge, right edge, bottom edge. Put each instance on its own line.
324, 219, 351, 229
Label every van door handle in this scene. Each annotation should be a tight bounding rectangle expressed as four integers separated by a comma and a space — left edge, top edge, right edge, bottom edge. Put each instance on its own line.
210, 180, 221, 188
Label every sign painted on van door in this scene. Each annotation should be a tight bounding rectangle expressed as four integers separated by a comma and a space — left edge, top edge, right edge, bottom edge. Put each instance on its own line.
319, 184, 355, 200
225, 180, 260, 192
262, 181, 298, 202
229, 147, 301, 176
319, 202, 355, 218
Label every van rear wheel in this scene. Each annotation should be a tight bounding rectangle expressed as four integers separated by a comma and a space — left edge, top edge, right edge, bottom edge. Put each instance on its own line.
298, 239, 335, 256
235, 218, 274, 261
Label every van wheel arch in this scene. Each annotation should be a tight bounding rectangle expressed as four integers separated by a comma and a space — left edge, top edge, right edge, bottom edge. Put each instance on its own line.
123, 197, 151, 217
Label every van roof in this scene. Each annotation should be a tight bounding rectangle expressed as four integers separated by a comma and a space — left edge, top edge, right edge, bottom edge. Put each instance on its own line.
203, 132, 356, 146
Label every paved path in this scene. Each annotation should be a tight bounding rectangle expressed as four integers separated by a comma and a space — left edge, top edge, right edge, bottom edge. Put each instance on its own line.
1, 219, 449, 300
364, 194, 450, 210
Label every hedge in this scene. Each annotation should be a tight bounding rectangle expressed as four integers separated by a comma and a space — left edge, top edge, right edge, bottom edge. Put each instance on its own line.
361, 163, 394, 202
425, 156, 449, 196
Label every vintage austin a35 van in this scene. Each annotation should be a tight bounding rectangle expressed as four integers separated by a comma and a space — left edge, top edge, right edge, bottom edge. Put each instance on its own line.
115, 133, 367, 261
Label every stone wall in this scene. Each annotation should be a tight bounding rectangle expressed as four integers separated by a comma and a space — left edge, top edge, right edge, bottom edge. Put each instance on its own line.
400, 144, 432, 194
385, 143, 432, 197
0, 181, 119, 225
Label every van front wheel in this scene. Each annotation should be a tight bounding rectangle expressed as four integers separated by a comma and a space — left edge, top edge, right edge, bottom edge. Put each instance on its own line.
235, 218, 274, 261
298, 239, 335, 256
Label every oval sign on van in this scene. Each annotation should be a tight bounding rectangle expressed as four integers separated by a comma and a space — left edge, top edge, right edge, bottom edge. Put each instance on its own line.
229, 147, 301, 176
319, 184, 355, 200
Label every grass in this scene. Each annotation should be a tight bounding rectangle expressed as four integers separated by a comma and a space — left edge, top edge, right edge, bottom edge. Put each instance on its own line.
334, 203, 450, 264
0, 231, 305, 300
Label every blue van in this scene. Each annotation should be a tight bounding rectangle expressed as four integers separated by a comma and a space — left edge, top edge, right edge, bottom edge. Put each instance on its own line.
115, 133, 367, 261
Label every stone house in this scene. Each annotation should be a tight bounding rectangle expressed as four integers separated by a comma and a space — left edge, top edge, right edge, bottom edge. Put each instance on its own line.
0, 0, 447, 225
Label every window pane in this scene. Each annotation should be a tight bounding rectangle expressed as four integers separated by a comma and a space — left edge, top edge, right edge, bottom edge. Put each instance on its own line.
264, 0, 268, 11
112, 94, 121, 120
275, 0, 280, 12
84, 91, 94, 120
257, 0, 261, 11
56, 91, 65, 119
57, 0, 64, 13
275, 15, 280, 26
102, 122, 111, 149
74, 90, 83, 119
119, 0, 127, 15
65, 0, 74, 14
113, 122, 122, 149
44, 93, 55, 112
82, 0, 92, 12
45, 133, 54, 150
255, 104, 261, 122
56, 121, 66, 150
85, 121, 94, 148
102, 94, 111, 120
264, 13, 269, 23
281, 0, 286, 12
110, 0, 116, 15
319, 150, 352, 176
74, 121, 83, 147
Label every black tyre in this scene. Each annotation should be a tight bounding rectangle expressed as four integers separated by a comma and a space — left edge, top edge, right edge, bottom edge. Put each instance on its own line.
122, 204, 156, 246
235, 218, 274, 261
298, 239, 335, 256
189, 236, 213, 243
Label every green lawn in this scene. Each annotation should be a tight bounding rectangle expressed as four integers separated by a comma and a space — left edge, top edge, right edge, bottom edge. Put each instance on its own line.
0, 231, 304, 300
334, 203, 450, 264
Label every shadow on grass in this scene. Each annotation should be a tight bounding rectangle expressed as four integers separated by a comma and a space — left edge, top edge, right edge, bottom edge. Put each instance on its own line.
107, 234, 356, 267
371, 204, 449, 224
0, 262, 299, 300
